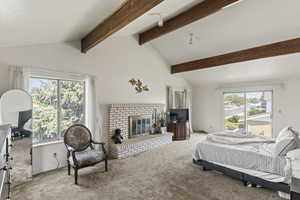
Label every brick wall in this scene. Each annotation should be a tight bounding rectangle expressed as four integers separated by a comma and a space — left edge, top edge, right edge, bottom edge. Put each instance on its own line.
108, 104, 165, 151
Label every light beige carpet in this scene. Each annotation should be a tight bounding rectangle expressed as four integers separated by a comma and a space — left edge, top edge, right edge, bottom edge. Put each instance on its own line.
12, 134, 282, 200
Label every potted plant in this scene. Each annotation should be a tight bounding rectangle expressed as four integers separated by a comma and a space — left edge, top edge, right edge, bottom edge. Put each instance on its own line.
159, 112, 167, 134
151, 110, 166, 134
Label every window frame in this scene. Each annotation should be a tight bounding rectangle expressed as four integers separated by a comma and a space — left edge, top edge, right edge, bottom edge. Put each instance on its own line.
30, 76, 86, 144
222, 90, 274, 137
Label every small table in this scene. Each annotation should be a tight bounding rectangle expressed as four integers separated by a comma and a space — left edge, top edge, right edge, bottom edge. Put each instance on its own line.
291, 158, 300, 199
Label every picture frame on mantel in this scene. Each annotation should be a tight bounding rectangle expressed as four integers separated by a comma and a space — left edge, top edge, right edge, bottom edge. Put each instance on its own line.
167, 86, 187, 109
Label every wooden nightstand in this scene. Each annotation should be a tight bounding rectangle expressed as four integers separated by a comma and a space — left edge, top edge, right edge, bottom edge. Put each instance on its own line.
288, 149, 300, 200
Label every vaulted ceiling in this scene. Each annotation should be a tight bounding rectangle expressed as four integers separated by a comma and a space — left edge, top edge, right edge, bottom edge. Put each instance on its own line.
118, 0, 300, 86
1, 0, 300, 86
0, 0, 199, 47
0, 0, 126, 46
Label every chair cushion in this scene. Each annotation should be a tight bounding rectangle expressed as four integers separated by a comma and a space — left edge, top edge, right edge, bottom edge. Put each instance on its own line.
70, 148, 106, 168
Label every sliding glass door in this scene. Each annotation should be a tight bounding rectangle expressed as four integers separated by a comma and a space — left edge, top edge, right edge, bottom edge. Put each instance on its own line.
224, 91, 273, 137
246, 91, 273, 137
224, 92, 246, 133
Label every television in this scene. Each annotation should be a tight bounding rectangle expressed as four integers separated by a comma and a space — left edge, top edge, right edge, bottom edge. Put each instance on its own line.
11, 109, 32, 139
18, 110, 32, 129
169, 109, 189, 123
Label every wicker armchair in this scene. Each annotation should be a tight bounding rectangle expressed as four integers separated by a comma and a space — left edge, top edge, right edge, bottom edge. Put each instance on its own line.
64, 124, 108, 184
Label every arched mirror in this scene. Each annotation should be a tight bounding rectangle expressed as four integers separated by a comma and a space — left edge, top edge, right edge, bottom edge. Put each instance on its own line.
0, 89, 33, 188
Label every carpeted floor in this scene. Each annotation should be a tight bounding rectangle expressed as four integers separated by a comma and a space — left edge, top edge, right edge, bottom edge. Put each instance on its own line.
12, 134, 282, 200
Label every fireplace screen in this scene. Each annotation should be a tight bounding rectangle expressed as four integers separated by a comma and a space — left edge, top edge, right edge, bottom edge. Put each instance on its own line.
129, 115, 152, 138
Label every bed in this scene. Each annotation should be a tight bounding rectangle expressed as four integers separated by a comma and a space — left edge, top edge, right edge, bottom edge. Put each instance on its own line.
193, 128, 300, 194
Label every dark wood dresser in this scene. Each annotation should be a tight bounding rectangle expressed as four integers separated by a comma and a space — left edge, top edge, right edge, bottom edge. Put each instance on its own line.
0, 125, 11, 200
167, 122, 188, 141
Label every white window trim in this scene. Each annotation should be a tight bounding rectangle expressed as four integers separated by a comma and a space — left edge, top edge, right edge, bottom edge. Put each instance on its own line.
29, 74, 87, 144
33, 140, 64, 148
19, 67, 100, 144
24, 67, 87, 82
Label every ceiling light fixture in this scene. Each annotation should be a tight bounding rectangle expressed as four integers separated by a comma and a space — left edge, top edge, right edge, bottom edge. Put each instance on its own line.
149, 13, 164, 27
189, 33, 194, 45
222, 0, 244, 9
188, 33, 200, 45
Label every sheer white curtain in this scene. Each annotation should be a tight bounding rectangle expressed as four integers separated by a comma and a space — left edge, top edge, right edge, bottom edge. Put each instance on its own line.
184, 89, 193, 134
1, 66, 30, 125
167, 87, 174, 109
9, 66, 28, 90
85, 76, 103, 143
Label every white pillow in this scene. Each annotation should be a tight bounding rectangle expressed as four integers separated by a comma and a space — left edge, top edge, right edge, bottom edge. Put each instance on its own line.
276, 127, 293, 142
289, 127, 300, 147
276, 127, 300, 146
273, 137, 298, 157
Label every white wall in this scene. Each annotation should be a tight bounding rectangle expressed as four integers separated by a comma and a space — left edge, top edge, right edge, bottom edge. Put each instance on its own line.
32, 141, 67, 175
0, 36, 190, 174
192, 86, 223, 133
0, 64, 9, 95
192, 79, 300, 137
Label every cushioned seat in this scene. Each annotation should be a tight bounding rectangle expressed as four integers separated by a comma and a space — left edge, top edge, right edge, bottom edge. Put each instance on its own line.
70, 148, 105, 168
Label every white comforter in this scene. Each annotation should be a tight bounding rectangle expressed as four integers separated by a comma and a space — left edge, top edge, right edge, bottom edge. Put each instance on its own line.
207, 132, 275, 145
194, 132, 291, 182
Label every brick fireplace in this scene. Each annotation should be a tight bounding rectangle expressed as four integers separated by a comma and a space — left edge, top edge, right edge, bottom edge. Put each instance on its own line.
108, 104, 173, 158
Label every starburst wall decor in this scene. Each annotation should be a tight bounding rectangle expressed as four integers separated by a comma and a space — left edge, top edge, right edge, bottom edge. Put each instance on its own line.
129, 78, 150, 93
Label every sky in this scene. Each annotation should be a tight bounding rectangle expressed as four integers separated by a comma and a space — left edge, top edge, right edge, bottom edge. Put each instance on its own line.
29, 78, 57, 92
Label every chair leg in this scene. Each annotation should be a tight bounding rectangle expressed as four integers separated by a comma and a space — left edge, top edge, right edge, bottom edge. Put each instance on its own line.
68, 162, 71, 176
74, 168, 78, 185
105, 159, 108, 172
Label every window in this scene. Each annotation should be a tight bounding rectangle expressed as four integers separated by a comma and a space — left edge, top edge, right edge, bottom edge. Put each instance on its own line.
224, 91, 273, 137
29, 77, 85, 144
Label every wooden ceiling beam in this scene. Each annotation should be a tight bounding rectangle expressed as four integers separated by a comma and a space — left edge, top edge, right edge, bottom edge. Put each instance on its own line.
171, 37, 300, 74
81, 0, 165, 53
139, 0, 239, 45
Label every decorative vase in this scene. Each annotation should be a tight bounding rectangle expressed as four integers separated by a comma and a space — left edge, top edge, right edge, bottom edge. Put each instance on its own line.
160, 127, 167, 134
